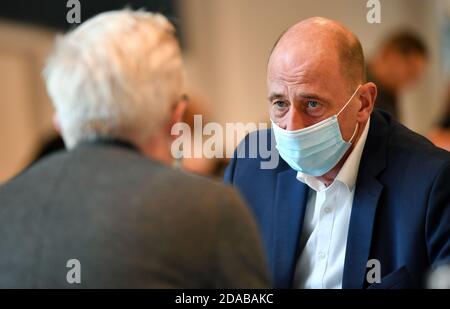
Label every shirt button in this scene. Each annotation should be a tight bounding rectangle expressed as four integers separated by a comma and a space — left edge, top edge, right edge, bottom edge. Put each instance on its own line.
318, 252, 326, 259
324, 207, 332, 214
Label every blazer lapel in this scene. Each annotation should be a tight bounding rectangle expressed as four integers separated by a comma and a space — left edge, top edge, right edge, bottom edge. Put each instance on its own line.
272, 167, 309, 288
342, 172, 383, 288
342, 112, 388, 289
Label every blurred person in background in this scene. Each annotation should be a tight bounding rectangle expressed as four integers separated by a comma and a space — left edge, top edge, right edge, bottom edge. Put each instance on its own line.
0, 10, 269, 288
180, 96, 229, 178
367, 31, 428, 121
428, 83, 450, 151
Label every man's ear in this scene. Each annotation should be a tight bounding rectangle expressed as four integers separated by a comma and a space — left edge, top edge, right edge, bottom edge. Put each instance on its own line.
52, 113, 62, 135
166, 97, 188, 139
357, 82, 377, 122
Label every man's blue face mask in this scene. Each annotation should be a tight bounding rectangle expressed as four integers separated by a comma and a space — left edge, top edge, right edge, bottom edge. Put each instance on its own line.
271, 85, 361, 176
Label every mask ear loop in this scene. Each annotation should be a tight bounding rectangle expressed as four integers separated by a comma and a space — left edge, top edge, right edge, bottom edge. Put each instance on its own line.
337, 85, 361, 144
337, 84, 362, 117
348, 122, 359, 144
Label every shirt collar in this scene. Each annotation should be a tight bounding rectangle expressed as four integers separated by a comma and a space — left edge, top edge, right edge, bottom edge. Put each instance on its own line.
296, 118, 370, 192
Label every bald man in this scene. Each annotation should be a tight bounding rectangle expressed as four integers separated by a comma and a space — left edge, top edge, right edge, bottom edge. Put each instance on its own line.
225, 17, 450, 289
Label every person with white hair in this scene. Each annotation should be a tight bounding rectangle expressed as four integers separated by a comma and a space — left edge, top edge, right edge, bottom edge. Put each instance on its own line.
0, 10, 269, 288
46, 9, 184, 160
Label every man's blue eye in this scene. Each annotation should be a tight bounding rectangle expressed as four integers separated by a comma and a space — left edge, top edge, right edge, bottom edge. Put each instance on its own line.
275, 101, 286, 108
307, 100, 318, 108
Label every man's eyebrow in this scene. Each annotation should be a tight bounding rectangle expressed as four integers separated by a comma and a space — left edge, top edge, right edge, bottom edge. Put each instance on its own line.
297, 92, 328, 102
268, 94, 285, 102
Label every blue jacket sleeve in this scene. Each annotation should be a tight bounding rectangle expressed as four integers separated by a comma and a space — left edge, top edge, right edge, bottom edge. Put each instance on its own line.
426, 161, 450, 268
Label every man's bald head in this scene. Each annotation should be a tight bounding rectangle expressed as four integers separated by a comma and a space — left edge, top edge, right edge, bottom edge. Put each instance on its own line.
269, 17, 365, 90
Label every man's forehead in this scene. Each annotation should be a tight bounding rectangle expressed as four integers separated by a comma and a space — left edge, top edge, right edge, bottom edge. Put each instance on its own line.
267, 47, 340, 82
267, 49, 347, 103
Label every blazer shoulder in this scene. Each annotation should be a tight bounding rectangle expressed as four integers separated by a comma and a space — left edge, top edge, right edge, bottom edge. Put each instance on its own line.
388, 118, 450, 167
372, 110, 450, 180
234, 128, 274, 157
226, 128, 287, 175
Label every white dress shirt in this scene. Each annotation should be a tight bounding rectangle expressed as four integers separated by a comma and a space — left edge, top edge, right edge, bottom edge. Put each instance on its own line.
293, 119, 370, 289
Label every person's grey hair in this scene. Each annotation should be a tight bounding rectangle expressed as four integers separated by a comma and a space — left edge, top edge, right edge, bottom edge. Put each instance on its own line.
44, 10, 184, 149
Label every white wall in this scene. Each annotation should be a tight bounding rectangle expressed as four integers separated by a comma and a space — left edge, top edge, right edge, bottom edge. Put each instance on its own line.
0, 21, 55, 182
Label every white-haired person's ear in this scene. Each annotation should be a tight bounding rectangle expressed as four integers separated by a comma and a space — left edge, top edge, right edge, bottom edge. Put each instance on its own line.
167, 96, 188, 140
52, 113, 62, 135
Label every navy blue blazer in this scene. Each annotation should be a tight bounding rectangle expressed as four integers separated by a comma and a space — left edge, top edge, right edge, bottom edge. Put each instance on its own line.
224, 110, 450, 289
